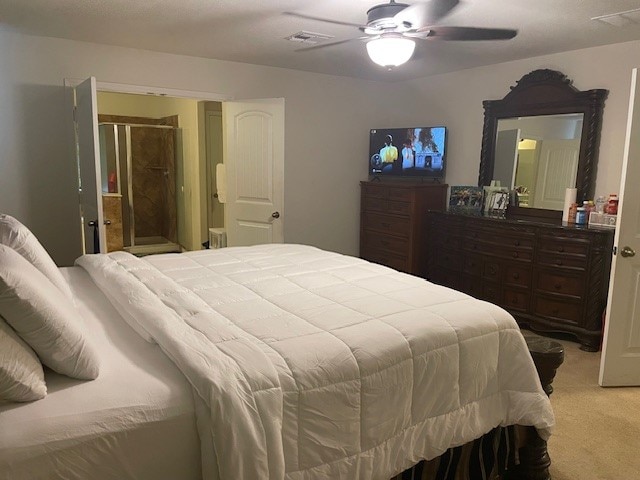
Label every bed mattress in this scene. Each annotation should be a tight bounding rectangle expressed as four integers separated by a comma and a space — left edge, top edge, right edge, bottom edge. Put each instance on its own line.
0, 267, 201, 480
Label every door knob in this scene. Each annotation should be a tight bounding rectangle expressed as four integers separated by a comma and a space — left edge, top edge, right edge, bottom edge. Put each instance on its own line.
104, 219, 112, 226
620, 246, 636, 258
271, 211, 280, 219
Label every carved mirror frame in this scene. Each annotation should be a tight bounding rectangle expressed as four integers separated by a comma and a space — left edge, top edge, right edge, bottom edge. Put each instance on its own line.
478, 69, 608, 220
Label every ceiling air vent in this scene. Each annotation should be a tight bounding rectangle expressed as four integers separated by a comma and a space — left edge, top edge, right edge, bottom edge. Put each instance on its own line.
285, 31, 334, 44
592, 7, 640, 27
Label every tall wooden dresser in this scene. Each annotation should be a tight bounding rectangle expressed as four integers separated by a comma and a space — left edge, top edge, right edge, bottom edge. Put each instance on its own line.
360, 181, 448, 275
425, 211, 614, 351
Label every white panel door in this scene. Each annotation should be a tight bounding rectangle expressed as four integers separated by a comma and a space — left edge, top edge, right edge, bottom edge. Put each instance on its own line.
494, 129, 519, 188
533, 139, 580, 210
600, 68, 640, 386
75, 77, 105, 253
223, 99, 284, 246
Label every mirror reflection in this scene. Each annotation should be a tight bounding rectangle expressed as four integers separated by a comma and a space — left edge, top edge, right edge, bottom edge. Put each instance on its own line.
493, 113, 583, 210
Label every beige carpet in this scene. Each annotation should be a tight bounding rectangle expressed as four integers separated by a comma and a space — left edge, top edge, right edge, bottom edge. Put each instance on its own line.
546, 338, 640, 479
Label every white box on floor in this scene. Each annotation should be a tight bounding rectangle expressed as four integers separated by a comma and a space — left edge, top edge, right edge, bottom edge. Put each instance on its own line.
208, 228, 227, 248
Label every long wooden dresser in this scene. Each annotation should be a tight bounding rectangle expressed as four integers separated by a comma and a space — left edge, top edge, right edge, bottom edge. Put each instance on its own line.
360, 181, 448, 275
425, 211, 614, 351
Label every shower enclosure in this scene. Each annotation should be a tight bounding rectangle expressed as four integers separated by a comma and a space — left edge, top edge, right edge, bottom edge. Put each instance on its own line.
98, 122, 183, 255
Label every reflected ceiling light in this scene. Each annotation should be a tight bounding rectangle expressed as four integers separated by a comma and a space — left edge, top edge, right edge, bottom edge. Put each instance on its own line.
366, 35, 416, 68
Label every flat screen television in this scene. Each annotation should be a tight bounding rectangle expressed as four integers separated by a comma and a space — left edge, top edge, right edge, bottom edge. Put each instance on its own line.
369, 126, 446, 179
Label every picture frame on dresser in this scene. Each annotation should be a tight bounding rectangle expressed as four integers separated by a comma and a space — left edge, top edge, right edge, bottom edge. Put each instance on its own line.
448, 186, 483, 214
487, 191, 509, 217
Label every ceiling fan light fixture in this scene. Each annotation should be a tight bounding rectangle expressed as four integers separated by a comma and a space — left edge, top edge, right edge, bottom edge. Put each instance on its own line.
366, 36, 416, 67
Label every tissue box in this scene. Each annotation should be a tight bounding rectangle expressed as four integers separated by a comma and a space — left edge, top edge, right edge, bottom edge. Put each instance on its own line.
588, 212, 617, 228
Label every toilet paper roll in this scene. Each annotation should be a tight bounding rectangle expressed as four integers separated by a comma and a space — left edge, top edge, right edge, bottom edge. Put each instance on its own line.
562, 188, 577, 222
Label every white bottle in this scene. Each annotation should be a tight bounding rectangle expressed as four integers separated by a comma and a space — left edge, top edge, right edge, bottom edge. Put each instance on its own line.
595, 196, 606, 214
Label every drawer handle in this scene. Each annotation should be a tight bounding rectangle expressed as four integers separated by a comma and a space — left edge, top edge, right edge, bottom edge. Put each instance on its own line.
514, 240, 520, 246
381, 222, 390, 229
512, 296, 519, 304
556, 260, 563, 266
554, 283, 562, 290
488, 266, 497, 275
513, 272, 520, 280
512, 252, 519, 258
473, 245, 478, 250
558, 246, 565, 253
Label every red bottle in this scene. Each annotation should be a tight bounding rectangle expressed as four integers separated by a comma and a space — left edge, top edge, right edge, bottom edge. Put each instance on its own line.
606, 194, 619, 215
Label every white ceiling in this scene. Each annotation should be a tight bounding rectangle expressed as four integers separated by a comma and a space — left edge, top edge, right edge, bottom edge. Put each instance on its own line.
2, 0, 640, 82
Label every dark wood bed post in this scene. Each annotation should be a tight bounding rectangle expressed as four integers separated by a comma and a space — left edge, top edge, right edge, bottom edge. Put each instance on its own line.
505, 336, 564, 480
505, 427, 552, 480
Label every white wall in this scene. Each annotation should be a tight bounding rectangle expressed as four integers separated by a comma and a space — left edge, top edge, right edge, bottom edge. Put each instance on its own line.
388, 40, 640, 200
0, 28, 393, 265
2, 27, 639, 267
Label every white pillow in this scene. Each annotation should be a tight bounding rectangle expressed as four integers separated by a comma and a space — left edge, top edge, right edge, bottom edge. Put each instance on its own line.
0, 245, 100, 380
0, 214, 74, 300
0, 318, 47, 402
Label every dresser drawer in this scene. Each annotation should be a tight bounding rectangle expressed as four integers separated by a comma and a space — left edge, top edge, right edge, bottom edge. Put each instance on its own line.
539, 235, 590, 256
361, 184, 386, 198
386, 200, 411, 216
483, 233, 535, 250
483, 261, 502, 281
363, 213, 411, 237
463, 255, 483, 276
432, 232, 462, 250
503, 288, 530, 312
533, 296, 582, 324
362, 195, 385, 212
362, 195, 411, 216
536, 270, 585, 297
364, 233, 409, 253
537, 252, 587, 270
462, 275, 483, 298
482, 282, 501, 304
387, 188, 412, 202
361, 247, 408, 272
435, 248, 463, 271
430, 268, 463, 291
504, 265, 532, 287
430, 215, 463, 234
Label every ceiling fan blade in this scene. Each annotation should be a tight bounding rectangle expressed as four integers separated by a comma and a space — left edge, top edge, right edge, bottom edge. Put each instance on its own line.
283, 11, 366, 29
422, 26, 518, 41
394, 0, 459, 28
294, 37, 368, 52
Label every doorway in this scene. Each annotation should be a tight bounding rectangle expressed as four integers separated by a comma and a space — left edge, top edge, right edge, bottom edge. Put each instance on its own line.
73, 78, 285, 253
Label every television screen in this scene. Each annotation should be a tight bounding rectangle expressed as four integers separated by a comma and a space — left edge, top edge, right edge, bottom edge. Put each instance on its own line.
369, 127, 446, 178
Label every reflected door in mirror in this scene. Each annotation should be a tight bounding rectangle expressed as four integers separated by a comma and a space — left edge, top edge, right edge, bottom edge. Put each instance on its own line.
494, 113, 583, 210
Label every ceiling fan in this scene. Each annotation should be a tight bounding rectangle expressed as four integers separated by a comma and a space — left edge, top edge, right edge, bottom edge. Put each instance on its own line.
284, 0, 517, 68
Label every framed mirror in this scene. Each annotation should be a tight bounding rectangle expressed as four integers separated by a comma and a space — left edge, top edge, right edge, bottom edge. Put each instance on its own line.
478, 69, 608, 220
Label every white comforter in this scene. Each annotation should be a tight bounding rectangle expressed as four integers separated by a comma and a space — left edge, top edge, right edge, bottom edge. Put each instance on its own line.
77, 244, 554, 480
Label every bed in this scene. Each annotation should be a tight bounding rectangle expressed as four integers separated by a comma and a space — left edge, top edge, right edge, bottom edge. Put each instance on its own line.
0, 229, 554, 480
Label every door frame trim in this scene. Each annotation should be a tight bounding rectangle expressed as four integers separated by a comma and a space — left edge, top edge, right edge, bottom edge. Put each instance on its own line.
65, 78, 232, 102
